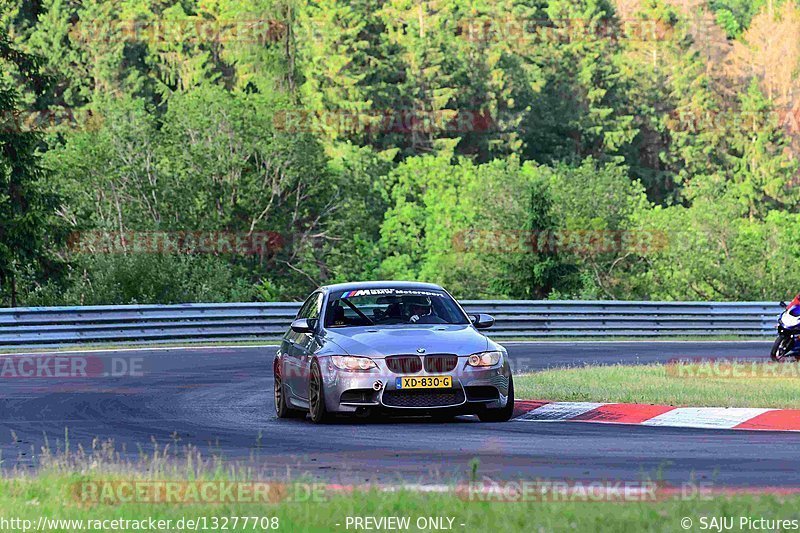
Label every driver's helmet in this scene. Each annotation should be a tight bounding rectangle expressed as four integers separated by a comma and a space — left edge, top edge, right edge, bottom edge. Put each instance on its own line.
407, 295, 432, 314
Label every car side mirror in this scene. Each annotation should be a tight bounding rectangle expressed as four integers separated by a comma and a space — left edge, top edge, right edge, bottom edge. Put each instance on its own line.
291, 318, 316, 333
470, 313, 495, 329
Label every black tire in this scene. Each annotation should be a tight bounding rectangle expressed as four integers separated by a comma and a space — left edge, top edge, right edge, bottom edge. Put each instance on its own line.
274, 363, 305, 419
309, 360, 333, 424
478, 375, 515, 422
771, 336, 794, 362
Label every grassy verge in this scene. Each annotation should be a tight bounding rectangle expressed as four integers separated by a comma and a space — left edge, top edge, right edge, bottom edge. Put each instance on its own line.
515, 362, 800, 408
497, 335, 772, 343
5, 433, 799, 531
2, 474, 799, 532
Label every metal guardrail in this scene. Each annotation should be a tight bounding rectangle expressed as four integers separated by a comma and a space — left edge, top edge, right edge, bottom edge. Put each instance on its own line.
0, 300, 783, 347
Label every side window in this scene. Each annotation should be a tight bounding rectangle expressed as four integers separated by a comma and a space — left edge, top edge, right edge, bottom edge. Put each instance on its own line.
297, 292, 322, 320
296, 294, 316, 319
307, 293, 323, 320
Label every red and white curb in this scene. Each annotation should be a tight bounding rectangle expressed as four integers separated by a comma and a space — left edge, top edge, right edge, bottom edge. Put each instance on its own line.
512, 400, 800, 432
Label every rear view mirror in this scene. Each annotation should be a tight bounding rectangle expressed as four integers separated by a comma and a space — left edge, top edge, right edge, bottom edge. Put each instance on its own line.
291, 318, 316, 333
470, 313, 495, 329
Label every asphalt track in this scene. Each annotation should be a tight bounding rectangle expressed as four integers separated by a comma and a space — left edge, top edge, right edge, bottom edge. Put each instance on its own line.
2, 340, 797, 487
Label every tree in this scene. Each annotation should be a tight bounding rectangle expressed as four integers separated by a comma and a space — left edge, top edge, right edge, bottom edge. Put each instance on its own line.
321, 142, 395, 283
0, 36, 65, 306
723, 79, 799, 219
197, 0, 297, 94
708, 0, 766, 33
636, 196, 800, 301
295, 0, 387, 143
715, 8, 740, 38
379, 154, 569, 298
517, 0, 637, 164
544, 158, 651, 299
45, 86, 345, 302
732, 0, 800, 109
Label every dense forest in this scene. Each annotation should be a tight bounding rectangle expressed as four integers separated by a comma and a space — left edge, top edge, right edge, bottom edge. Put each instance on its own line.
1, 0, 799, 305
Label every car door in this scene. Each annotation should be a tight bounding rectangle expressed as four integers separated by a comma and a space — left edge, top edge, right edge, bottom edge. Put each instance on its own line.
293, 292, 323, 401
283, 293, 317, 400
284, 292, 323, 401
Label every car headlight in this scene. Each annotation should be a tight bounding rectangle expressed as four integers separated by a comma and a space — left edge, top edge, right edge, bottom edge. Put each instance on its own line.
467, 351, 502, 367
330, 356, 377, 371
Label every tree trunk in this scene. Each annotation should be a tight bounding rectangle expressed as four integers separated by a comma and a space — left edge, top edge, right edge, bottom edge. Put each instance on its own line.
10, 268, 16, 308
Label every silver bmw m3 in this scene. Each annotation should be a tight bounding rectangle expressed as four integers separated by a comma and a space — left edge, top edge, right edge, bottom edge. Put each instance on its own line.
273, 281, 514, 423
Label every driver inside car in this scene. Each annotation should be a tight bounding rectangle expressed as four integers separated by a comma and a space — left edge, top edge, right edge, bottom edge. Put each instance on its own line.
408, 296, 446, 324
330, 303, 348, 326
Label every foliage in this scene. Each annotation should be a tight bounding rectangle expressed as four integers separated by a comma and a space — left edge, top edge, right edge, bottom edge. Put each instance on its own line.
22, 253, 259, 305
1, 0, 800, 305
378, 155, 570, 299
544, 158, 651, 299
3, 473, 800, 532
44, 87, 337, 302
709, 0, 766, 33
0, 35, 66, 306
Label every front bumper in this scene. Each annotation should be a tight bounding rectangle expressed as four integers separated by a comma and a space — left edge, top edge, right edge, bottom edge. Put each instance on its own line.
317, 355, 512, 414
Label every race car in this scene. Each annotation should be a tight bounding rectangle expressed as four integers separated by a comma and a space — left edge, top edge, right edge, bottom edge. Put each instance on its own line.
273, 281, 514, 423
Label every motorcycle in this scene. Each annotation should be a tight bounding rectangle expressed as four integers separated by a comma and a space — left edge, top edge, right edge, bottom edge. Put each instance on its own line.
771, 296, 800, 362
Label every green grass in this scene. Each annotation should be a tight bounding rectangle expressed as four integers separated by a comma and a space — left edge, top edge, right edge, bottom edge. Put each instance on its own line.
497, 335, 771, 342
515, 362, 800, 408
3, 425, 798, 531
3, 473, 800, 532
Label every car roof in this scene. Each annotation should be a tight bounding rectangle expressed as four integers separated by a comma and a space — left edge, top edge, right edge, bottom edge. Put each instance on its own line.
320, 280, 445, 293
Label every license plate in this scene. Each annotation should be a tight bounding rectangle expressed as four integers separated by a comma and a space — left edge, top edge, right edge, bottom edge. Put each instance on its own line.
396, 376, 452, 389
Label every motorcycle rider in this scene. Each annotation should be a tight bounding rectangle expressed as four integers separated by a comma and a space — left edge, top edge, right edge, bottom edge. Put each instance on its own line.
773, 292, 800, 361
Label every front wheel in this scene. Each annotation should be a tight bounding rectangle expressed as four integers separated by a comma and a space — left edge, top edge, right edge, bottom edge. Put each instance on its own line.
771, 336, 796, 362
309, 360, 333, 424
274, 364, 305, 419
478, 375, 515, 422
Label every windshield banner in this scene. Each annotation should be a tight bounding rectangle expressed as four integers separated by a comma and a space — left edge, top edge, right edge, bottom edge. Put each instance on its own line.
341, 288, 445, 298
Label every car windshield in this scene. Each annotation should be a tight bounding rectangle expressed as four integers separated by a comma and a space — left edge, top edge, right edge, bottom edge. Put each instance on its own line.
324, 288, 470, 327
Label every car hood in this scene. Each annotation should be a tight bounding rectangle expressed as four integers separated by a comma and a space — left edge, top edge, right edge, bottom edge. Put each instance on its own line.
324, 325, 490, 358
